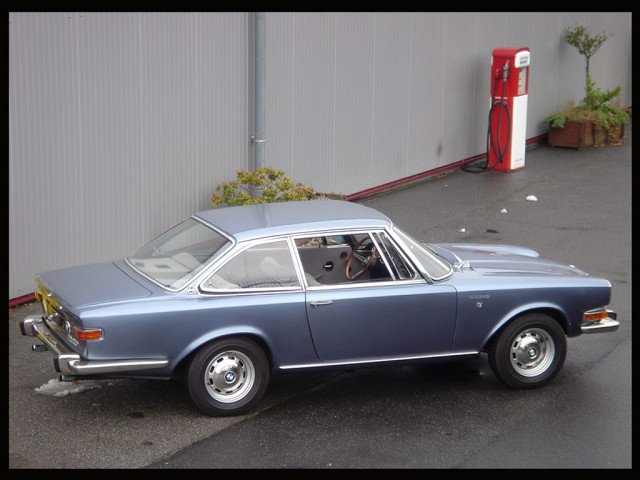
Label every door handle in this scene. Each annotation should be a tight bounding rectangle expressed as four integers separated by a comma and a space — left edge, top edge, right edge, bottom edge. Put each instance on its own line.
310, 300, 333, 308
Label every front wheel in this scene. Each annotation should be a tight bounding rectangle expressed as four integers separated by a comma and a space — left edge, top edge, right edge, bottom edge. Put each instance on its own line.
186, 338, 270, 416
488, 313, 567, 389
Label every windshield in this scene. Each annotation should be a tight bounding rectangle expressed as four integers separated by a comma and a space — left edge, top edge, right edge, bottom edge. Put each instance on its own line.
127, 218, 232, 290
392, 227, 452, 279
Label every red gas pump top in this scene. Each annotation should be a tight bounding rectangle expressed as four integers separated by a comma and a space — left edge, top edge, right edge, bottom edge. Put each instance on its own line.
491, 47, 530, 98
492, 47, 530, 58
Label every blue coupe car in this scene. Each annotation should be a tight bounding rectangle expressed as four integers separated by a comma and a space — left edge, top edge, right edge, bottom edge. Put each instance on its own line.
20, 200, 618, 416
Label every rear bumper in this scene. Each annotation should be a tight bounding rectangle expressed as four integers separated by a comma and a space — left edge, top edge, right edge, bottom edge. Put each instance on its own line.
580, 309, 620, 334
20, 314, 169, 378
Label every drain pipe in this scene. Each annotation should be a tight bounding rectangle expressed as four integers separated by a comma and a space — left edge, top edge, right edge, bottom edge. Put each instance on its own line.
252, 12, 266, 170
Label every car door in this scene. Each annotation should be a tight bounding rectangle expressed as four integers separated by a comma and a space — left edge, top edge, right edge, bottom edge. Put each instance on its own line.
294, 231, 458, 362
198, 238, 314, 367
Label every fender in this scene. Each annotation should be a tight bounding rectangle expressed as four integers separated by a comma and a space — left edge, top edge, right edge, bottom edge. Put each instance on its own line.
481, 301, 570, 350
171, 324, 274, 371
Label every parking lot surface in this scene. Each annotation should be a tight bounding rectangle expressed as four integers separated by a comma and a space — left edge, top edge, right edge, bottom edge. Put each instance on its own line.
9, 126, 631, 468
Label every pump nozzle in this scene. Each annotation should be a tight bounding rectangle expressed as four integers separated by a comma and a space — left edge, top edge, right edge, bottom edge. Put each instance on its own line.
502, 61, 509, 81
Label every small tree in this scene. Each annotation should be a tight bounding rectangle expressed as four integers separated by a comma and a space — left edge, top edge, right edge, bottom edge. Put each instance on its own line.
545, 24, 628, 145
564, 24, 612, 94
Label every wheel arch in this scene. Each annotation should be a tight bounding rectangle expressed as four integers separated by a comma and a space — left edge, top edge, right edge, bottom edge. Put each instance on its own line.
172, 330, 275, 379
482, 304, 569, 351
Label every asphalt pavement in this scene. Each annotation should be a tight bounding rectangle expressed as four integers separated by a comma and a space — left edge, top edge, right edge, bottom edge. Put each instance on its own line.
9, 124, 631, 469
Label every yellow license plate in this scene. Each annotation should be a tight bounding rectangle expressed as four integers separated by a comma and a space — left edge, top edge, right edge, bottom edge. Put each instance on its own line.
35, 279, 60, 315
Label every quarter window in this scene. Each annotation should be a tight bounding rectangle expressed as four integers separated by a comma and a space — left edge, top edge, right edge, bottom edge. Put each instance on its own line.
203, 240, 300, 291
392, 227, 452, 279
373, 232, 418, 280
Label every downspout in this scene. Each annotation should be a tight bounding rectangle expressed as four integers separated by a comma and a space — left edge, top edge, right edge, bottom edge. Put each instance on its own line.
252, 12, 266, 170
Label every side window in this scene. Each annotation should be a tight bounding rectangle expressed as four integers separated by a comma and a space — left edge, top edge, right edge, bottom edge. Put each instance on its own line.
294, 233, 394, 286
202, 239, 300, 291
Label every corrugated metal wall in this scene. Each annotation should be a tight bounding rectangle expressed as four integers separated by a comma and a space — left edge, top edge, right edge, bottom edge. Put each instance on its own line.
9, 12, 249, 298
9, 12, 632, 299
265, 12, 632, 194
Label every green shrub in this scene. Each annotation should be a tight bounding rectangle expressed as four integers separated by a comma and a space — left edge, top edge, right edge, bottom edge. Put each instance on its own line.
544, 96, 628, 134
211, 168, 322, 207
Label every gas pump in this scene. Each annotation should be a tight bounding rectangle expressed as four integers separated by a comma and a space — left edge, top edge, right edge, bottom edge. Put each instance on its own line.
465, 47, 530, 173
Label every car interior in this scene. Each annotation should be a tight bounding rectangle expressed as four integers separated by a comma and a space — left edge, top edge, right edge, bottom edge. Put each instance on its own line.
202, 232, 406, 292
295, 234, 393, 285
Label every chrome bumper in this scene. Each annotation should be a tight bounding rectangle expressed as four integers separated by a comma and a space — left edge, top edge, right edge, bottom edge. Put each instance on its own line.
580, 309, 620, 334
20, 314, 170, 378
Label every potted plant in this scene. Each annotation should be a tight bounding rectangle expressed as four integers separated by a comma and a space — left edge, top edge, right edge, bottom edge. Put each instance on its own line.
544, 25, 629, 148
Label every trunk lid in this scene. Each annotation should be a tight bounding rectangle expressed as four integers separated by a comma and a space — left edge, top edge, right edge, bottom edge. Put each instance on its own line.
37, 261, 152, 310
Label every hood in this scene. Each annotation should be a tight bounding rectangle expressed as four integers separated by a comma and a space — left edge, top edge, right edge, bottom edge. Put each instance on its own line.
37, 261, 152, 310
430, 243, 588, 277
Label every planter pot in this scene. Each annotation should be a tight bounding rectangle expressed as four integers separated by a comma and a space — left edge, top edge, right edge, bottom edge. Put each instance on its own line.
595, 123, 625, 146
548, 121, 594, 149
548, 121, 626, 149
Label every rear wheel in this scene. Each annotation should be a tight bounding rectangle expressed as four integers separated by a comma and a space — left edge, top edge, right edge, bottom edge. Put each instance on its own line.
186, 338, 270, 416
489, 313, 566, 389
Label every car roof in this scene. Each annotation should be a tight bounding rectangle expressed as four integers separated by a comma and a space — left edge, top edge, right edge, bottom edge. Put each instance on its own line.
194, 200, 392, 242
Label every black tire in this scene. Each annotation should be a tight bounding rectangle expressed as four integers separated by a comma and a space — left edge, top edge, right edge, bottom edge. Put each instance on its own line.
186, 337, 270, 416
488, 313, 567, 389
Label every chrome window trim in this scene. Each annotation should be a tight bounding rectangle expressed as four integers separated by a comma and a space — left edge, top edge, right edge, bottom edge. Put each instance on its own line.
387, 226, 453, 282
196, 226, 443, 296
369, 232, 396, 281
304, 278, 428, 292
289, 228, 427, 290
286, 236, 309, 289
194, 215, 237, 245
372, 230, 421, 282
199, 286, 304, 297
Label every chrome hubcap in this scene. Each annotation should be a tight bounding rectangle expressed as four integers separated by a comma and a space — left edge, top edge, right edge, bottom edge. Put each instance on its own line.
204, 350, 255, 403
510, 328, 555, 377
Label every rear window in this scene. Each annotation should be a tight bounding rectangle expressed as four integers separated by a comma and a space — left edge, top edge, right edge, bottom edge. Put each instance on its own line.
127, 218, 231, 290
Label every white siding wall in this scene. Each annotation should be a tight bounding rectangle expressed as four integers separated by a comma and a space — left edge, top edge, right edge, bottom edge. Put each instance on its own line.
9, 12, 632, 299
9, 12, 249, 298
265, 12, 631, 195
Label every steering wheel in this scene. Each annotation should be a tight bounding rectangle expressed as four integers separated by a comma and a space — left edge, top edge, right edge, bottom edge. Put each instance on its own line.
346, 238, 377, 280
